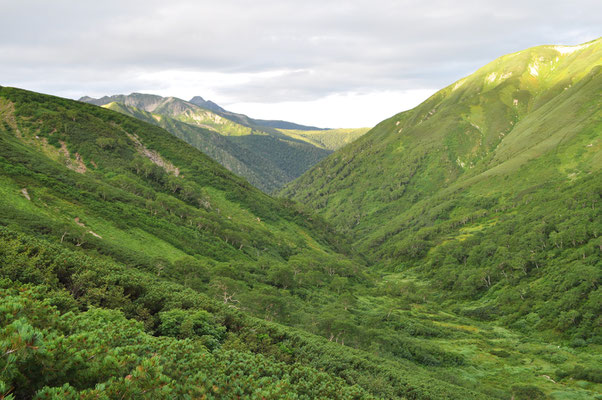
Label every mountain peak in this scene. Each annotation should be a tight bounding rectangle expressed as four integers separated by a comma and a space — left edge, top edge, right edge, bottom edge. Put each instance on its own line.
189, 96, 226, 112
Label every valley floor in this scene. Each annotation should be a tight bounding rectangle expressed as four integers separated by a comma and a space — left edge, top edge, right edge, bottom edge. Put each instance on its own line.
360, 271, 601, 399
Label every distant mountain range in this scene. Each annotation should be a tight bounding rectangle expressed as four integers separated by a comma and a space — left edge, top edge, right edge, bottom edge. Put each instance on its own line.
80, 93, 367, 192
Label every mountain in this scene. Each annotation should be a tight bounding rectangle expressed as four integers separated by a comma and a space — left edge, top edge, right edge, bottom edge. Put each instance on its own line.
101, 101, 290, 191
80, 92, 165, 110
283, 39, 601, 353
81, 93, 265, 135
188, 95, 226, 112
0, 86, 491, 399
80, 93, 365, 192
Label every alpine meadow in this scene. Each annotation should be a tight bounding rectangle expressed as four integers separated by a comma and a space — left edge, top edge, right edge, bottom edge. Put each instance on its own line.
0, 5, 601, 400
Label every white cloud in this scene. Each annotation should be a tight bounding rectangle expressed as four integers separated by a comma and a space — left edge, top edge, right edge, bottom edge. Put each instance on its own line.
0, 0, 600, 127
226, 89, 436, 128
134, 69, 309, 102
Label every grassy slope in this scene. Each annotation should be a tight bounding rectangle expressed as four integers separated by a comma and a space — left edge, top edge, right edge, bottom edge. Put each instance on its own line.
281, 39, 602, 396
283, 39, 601, 230
0, 86, 491, 399
0, 87, 352, 279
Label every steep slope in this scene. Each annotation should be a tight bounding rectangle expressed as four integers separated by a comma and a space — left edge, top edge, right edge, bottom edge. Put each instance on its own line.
283, 39, 602, 342
1, 86, 495, 399
1, 87, 349, 275
81, 93, 334, 192
102, 101, 290, 191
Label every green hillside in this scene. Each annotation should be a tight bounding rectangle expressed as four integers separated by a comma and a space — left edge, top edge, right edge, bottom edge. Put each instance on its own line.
283, 38, 602, 359
82, 94, 344, 192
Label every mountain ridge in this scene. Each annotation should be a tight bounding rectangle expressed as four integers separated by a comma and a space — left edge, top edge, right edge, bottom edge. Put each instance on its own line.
81, 93, 366, 192
282, 38, 602, 346
81, 92, 327, 132
188, 95, 326, 131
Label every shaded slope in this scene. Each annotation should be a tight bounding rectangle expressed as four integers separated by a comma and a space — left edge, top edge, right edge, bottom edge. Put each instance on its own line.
103, 101, 289, 192
82, 93, 335, 191
228, 133, 332, 181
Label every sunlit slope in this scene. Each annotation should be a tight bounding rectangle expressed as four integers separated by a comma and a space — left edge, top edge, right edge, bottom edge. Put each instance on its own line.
283, 38, 601, 238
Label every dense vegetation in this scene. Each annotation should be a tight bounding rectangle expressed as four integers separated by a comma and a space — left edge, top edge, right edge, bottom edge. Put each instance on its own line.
1, 38, 601, 399
82, 94, 365, 192
283, 39, 602, 359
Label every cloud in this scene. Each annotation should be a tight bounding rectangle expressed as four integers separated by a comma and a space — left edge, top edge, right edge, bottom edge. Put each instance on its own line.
227, 89, 438, 128
0, 0, 600, 126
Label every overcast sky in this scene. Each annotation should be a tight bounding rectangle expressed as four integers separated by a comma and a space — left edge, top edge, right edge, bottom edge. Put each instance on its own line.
1, 1, 600, 127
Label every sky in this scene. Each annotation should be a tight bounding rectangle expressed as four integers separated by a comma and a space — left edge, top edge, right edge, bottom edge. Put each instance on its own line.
1, 1, 600, 128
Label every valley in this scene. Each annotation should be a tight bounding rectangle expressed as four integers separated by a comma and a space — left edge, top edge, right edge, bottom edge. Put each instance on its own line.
0, 38, 600, 399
